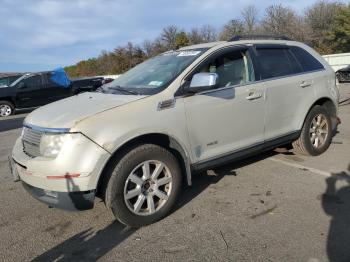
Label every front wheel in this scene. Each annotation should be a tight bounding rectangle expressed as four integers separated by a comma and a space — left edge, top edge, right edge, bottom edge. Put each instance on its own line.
105, 144, 182, 227
293, 105, 332, 156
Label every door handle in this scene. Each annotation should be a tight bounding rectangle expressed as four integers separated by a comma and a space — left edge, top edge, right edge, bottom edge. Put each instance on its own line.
246, 91, 262, 100
300, 81, 312, 88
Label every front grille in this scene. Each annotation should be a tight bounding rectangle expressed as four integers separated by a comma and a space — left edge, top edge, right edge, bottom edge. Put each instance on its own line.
22, 127, 43, 157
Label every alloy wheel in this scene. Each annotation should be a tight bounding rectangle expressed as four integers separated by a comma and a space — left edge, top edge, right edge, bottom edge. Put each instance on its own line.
309, 114, 329, 148
123, 160, 173, 216
0, 104, 12, 117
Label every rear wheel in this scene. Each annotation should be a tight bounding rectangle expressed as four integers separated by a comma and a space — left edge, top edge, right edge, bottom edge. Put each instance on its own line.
0, 101, 14, 117
293, 105, 332, 156
105, 144, 182, 227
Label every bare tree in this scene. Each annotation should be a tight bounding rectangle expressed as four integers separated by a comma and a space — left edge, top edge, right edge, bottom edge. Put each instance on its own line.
142, 38, 167, 57
200, 25, 218, 42
259, 4, 312, 43
161, 25, 178, 49
261, 4, 301, 39
188, 28, 203, 44
305, 0, 344, 53
241, 5, 259, 33
219, 19, 244, 40
187, 25, 217, 44
65, 2, 350, 77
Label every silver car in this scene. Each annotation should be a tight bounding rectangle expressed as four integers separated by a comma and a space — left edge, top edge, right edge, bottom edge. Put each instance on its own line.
10, 36, 340, 227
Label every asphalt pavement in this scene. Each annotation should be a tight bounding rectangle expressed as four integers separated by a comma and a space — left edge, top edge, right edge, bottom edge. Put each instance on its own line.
0, 85, 349, 262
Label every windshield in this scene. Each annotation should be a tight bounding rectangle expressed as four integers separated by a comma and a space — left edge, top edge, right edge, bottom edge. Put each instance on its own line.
102, 49, 207, 95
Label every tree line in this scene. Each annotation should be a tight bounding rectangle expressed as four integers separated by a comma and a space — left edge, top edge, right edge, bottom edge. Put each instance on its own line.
65, 0, 350, 78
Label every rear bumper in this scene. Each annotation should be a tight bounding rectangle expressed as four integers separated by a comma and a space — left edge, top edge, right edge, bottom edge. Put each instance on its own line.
22, 181, 95, 211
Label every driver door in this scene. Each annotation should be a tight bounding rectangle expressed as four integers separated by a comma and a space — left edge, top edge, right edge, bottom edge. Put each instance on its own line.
182, 47, 266, 164
15, 74, 46, 108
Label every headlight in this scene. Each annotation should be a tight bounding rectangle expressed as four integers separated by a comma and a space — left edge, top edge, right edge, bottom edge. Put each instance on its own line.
40, 134, 69, 158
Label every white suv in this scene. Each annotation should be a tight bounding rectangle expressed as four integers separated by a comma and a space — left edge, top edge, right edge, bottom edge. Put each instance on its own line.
10, 37, 340, 227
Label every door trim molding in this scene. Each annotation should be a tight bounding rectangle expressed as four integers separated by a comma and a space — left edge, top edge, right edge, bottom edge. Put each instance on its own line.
192, 130, 300, 171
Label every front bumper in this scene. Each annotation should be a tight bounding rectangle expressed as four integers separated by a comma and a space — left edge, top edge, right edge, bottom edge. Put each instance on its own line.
22, 181, 95, 211
11, 133, 110, 194
10, 132, 111, 211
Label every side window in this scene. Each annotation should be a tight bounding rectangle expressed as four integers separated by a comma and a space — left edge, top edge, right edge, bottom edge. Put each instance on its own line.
192, 49, 255, 89
46, 72, 61, 88
290, 46, 324, 72
0, 78, 9, 87
256, 48, 302, 80
23, 75, 42, 89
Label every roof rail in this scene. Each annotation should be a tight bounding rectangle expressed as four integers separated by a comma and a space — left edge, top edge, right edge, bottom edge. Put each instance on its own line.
230, 34, 291, 41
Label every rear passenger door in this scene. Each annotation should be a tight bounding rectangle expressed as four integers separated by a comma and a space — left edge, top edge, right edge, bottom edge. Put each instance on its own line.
254, 45, 318, 142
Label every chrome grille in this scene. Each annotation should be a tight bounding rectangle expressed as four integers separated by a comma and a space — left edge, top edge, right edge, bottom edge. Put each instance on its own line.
22, 127, 42, 157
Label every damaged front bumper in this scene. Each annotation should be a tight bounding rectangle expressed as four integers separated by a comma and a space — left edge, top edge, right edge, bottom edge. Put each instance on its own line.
10, 132, 110, 211
22, 181, 95, 211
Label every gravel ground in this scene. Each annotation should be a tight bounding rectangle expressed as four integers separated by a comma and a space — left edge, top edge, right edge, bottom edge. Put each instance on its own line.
0, 84, 349, 262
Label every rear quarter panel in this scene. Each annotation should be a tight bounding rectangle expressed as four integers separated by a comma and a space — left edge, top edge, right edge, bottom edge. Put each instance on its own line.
290, 43, 339, 131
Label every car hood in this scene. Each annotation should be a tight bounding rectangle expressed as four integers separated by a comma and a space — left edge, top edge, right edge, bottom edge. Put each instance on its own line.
24, 92, 145, 129
337, 66, 350, 72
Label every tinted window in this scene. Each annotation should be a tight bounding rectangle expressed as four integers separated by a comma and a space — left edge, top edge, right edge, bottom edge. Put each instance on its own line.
0, 78, 9, 87
290, 46, 324, 72
23, 75, 42, 89
46, 72, 60, 88
8, 75, 21, 84
256, 48, 302, 79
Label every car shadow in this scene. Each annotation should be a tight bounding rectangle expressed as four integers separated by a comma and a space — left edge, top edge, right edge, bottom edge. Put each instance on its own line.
321, 163, 350, 262
32, 222, 135, 262
32, 150, 277, 261
0, 117, 25, 132
174, 150, 277, 211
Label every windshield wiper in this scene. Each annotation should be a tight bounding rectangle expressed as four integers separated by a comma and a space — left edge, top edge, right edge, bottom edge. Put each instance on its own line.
109, 85, 139, 95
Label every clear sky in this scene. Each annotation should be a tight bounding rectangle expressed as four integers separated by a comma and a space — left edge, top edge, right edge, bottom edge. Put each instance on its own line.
0, 0, 345, 72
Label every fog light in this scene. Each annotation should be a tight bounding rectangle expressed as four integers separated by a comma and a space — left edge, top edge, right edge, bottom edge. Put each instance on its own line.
44, 190, 58, 198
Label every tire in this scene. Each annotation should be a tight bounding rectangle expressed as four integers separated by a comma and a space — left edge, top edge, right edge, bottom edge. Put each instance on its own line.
0, 100, 14, 117
292, 105, 332, 156
105, 144, 182, 227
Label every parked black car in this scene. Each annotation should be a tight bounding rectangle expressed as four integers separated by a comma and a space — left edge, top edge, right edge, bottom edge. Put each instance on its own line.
0, 71, 103, 117
336, 65, 350, 83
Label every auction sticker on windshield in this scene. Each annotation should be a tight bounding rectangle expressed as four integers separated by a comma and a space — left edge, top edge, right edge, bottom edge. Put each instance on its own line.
177, 51, 202, 56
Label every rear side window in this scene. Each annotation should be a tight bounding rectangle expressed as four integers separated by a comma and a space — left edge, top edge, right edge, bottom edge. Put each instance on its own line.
23, 75, 42, 89
46, 72, 61, 88
256, 48, 302, 80
290, 46, 324, 72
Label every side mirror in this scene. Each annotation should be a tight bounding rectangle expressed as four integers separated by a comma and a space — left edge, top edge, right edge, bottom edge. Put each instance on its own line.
188, 73, 219, 93
18, 82, 26, 89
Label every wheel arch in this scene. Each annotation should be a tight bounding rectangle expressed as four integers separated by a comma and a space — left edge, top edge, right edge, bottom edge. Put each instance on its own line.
96, 133, 192, 198
0, 97, 16, 107
301, 97, 337, 132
